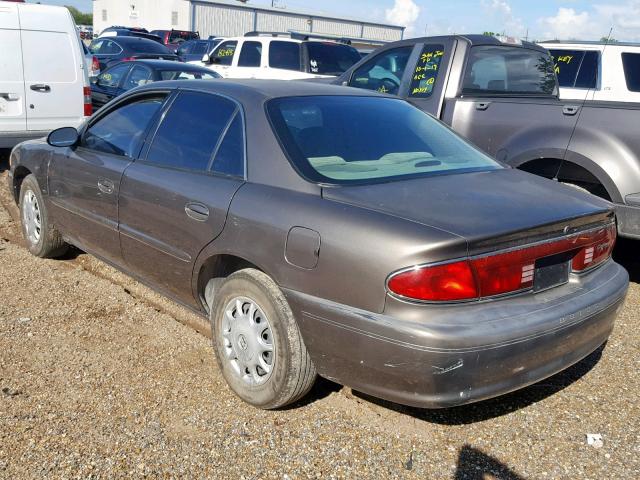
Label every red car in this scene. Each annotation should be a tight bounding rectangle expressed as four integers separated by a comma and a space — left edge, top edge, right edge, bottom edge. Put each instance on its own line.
150, 29, 199, 52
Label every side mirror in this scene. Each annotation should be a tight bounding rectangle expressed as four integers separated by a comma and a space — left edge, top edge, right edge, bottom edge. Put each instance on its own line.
202, 54, 210, 63
47, 127, 79, 148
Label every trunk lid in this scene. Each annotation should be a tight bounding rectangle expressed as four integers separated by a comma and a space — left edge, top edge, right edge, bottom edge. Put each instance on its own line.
322, 168, 614, 255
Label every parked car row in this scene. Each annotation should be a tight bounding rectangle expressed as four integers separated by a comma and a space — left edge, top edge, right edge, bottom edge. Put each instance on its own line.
1, 2, 637, 413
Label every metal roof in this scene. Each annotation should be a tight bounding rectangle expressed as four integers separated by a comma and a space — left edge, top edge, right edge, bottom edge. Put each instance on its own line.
190, 0, 405, 30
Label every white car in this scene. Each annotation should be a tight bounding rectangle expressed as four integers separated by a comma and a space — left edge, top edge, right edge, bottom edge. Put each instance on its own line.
190, 33, 361, 80
0, 2, 91, 148
541, 41, 640, 103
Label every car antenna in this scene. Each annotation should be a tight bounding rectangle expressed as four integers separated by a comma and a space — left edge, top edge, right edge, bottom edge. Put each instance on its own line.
555, 26, 614, 183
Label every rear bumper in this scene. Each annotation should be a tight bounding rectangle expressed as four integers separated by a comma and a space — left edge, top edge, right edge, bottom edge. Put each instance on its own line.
284, 260, 628, 408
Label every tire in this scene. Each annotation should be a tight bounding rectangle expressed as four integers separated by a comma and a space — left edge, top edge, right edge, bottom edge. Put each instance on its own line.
210, 268, 317, 409
19, 174, 68, 258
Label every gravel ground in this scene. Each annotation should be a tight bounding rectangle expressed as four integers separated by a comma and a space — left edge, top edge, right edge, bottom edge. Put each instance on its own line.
0, 151, 639, 479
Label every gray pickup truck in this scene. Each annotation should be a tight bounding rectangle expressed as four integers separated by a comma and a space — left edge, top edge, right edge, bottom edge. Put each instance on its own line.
335, 35, 640, 239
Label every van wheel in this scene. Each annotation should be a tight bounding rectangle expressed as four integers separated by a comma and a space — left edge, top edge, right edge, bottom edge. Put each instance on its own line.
210, 269, 317, 409
19, 174, 68, 258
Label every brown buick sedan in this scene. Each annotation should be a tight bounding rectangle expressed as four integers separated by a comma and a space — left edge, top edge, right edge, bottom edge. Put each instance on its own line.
8, 80, 628, 409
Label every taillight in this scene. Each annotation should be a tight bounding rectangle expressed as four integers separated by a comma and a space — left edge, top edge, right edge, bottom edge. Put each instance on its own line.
91, 56, 100, 73
387, 223, 616, 302
83, 86, 92, 116
387, 261, 478, 302
572, 223, 617, 271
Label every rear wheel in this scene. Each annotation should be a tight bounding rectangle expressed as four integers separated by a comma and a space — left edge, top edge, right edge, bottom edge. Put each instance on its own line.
210, 269, 316, 409
19, 175, 68, 258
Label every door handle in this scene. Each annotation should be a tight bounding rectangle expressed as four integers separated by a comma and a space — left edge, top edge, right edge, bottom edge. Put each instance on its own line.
562, 105, 580, 116
185, 202, 209, 222
0, 93, 19, 101
30, 84, 51, 93
97, 179, 114, 194
475, 102, 490, 111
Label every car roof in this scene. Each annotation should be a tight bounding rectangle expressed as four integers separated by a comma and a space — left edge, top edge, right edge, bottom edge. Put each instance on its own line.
127, 59, 215, 71
109, 36, 167, 46
381, 34, 548, 53
137, 78, 385, 101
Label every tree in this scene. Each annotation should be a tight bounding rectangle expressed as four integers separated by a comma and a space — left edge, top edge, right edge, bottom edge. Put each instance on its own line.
600, 36, 617, 43
66, 5, 92, 26
483, 31, 497, 37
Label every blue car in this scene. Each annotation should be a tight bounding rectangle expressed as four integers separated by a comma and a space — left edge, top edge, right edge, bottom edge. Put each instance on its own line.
90, 59, 221, 109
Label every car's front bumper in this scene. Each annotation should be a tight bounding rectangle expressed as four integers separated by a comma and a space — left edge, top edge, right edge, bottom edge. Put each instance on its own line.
284, 260, 628, 408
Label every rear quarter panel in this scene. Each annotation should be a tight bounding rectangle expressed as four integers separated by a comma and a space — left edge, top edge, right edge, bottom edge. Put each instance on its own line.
193, 183, 466, 314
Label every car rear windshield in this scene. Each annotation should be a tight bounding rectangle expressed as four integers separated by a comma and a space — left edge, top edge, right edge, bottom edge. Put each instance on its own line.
128, 40, 171, 54
306, 42, 361, 76
462, 46, 557, 95
267, 96, 501, 184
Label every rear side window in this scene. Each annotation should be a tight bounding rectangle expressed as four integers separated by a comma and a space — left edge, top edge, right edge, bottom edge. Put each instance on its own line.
349, 46, 413, 95
305, 42, 360, 75
97, 63, 131, 88
145, 91, 242, 174
622, 53, 640, 92
212, 41, 237, 66
462, 46, 556, 95
238, 41, 262, 67
123, 65, 152, 90
409, 44, 445, 97
83, 97, 164, 157
550, 49, 598, 89
269, 41, 301, 71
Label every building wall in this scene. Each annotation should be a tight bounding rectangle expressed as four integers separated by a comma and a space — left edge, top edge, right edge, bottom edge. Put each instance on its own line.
93, 0, 404, 43
93, 0, 190, 35
192, 3, 253, 37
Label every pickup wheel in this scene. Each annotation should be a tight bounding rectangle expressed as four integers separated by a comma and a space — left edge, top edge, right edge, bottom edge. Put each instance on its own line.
209, 268, 317, 409
19, 174, 68, 258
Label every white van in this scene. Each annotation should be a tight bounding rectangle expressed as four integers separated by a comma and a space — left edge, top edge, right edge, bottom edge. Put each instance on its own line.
0, 2, 91, 148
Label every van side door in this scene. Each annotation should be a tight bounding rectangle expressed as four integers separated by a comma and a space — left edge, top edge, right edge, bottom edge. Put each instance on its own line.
0, 5, 27, 140
118, 90, 245, 305
19, 7, 85, 131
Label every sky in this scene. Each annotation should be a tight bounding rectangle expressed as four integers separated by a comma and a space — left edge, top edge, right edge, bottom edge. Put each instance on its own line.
29, 0, 640, 42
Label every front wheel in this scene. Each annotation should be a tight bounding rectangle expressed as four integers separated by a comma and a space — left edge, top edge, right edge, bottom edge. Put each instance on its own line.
210, 269, 317, 409
19, 174, 68, 258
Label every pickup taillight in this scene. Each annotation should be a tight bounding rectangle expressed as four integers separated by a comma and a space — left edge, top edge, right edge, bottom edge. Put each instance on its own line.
387, 223, 617, 302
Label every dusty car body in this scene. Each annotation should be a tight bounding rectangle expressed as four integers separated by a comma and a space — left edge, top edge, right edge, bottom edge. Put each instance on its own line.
8, 80, 628, 409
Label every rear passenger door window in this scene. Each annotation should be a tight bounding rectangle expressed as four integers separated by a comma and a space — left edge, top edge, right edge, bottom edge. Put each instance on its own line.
145, 91, 244, 176
123, 65, 153, 90
212, 41, 237, 66
269, 41, 301, 71
348, 46, 414, 95
82, 96, 164, 157
238, 41, 263, 67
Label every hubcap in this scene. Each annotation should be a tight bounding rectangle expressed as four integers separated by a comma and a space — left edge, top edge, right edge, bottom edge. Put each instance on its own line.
221, 296, 274, 386
22, 189, 42, 245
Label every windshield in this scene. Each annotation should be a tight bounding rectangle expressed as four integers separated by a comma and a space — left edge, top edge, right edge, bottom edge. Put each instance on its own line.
159, 70, 219, 80
462, 46, 557, 95
267, 96, 501, 184
306, 42, 361, 75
